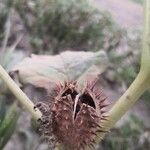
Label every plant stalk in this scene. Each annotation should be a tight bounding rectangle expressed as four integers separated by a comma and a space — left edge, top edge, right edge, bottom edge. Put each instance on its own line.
141, 0, 150, 75
0, 65, 42, 120
96, 70, 149, 141
97, 0, 150, 142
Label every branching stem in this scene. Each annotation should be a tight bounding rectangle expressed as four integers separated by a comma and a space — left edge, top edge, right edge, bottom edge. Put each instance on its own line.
97, 0, 150, 142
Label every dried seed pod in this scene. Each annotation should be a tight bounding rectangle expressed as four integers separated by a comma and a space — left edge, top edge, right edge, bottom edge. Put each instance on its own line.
36, 79, 109, 150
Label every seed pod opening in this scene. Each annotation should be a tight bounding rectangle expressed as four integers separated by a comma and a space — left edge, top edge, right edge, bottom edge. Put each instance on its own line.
36, 79, 109, 150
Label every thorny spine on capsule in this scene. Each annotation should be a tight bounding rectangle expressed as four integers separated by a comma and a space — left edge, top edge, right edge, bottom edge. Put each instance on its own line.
35, 79, 109, 150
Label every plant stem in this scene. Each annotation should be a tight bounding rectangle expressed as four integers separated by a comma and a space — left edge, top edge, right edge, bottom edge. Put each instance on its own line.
96, 71, 149, 141
141, 0, 150, 75
0, 65, 42, 120
96, 0, 150, 142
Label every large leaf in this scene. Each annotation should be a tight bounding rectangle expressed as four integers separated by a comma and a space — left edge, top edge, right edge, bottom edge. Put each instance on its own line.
10, 50, 108, 90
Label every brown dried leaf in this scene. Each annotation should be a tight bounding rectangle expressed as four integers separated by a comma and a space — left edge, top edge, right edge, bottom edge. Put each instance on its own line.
10, 50, 108, 90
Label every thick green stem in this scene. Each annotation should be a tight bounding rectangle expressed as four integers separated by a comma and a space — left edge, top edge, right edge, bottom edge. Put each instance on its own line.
96, 71, 149, 141
0, 65, 42, 120
107, 72, 149, 124
141, 0, 150, 74
141, 0, 150, 80
96, 0, 150, 142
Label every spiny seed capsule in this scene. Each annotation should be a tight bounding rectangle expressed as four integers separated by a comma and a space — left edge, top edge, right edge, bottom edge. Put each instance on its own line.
35, 79, 109, 150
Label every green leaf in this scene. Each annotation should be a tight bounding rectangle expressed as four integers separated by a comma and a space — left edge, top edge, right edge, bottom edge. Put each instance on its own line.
0, 103, 19, 149
0, 97, 6, 126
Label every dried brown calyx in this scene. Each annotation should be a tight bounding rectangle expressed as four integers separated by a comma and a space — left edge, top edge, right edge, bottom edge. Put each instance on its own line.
35, 79, 109, 150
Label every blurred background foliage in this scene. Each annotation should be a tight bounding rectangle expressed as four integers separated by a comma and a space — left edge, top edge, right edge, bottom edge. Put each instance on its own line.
3, 0, 122, 54
0, 0, 149, 150
100, 114, 150, 150
131, 0, 144, 4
